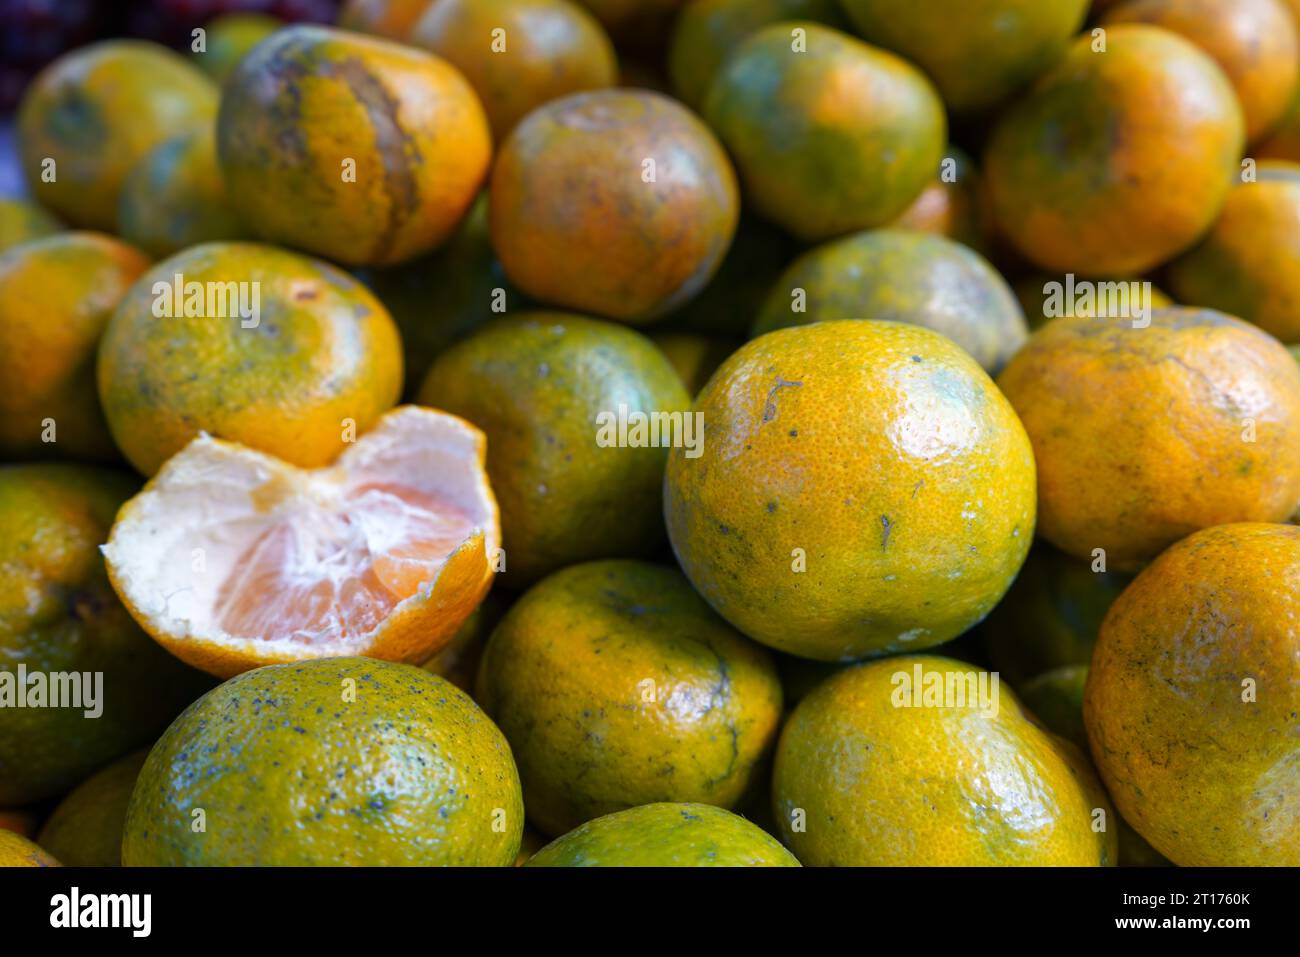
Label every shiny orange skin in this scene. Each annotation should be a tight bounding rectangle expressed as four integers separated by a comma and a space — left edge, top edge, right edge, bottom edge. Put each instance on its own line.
97, 242, 403, 476
997, 309, 1300, 571
665, 320, 1037, 661
1167, 162, 1300, 343
17, 40, 217, 231
1086, 523, 1300, 865
1102, 0, 1299, 143
985, 26, 1245, 276
490, 90, 739, 323
217, 25, 491, 267
410, 0, 618, 142
704, 23, 946, 242
337, 0, 433, 38
0, 233, 150, 462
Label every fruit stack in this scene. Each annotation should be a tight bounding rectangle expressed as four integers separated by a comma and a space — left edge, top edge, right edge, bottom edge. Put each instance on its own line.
0, 0, 1297, 869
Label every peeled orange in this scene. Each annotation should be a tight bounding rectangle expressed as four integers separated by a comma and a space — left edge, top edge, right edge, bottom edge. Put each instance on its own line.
103, 406, 500, 679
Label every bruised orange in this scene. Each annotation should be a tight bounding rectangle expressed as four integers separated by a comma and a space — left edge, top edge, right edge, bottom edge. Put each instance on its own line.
1086, 523, 1300, 865
704, 23, 945, 242
997, 309, 1300, 570
410, 0, 618, 142
665, 320, 1036, 661
17, 40, 217, 231
666, 0, 847, 110
1102, 0, 1299, 142
0, 232, 149, 462
985, 25, 1244, 276
218, 25, 490, 267
490, 89, 738, 323
104, 406, 499, 679
838, 0, 1090, 114
1167, 161, 1300, 343
0, 198, 61, 253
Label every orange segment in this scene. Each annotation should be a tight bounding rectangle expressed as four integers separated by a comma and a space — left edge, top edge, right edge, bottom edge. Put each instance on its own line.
103, 406, 500, 678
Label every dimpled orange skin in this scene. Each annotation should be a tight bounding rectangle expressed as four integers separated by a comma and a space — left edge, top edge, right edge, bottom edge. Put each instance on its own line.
1102, 0, 1299, 143
997, 309, 1300, 571
1086, 523, 1300, 866
704, 23, 946, 243
97, 241, 403, 477
773, 656, 1116, 866
337, 0, 433, 38
409, 0, 618, 142
1167, 162, 1300, 343
984, 26, 1244, 277
17, 40, 217, 231
217, 25, 491, 268
490, 90, 738, 324
475, 560, 783, 837
664, 320, 1037, 662
0, 233, 150, 462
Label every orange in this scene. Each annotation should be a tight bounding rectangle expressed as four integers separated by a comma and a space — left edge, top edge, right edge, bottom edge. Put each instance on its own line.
490, 89, 738, 323
650, 332, 738, 397
703, 23, 945, 242
0, 232, 149, 462
0, 197, 61, 253
1013, 273, 1174, 330
97, 241, 403, 477
1102, 0, 1299, 142
103, 406, 499, 679
1167, 161, 1300, 342
475, 560, 782, 836
997, 308, 1300, 570
193, 13, 281, 82
338, 0, 434, 38
410, 0, 618, 141
217, 25, 490, 267
890, 148, 991, 257
36, 749, 147, 867
773, 656, 1116, 865
985, 25, 1244, 276
838, 0, 1090, 114
1086, 523, 1300, 865
17, 40, 217, 231
665, 320, 1036, 661
0, 830, 59, 867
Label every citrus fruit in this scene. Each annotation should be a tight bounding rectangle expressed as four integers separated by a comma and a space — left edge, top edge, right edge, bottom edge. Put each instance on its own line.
527, 803, 799, 867
417, 313, 690, 584
1085, 522, 1300, 866
890, 147, 991, 256
984, 25, 1244, 276
0, 197, 61, 253
117, 125, 248, 259
665, 320, 1036, 661
194, 13, 281, 82
666, 0, 848, 110
36, 749, 146, 867
649, 332, 738, 397
0, 830, 59, 867
0, 232, 149, 462
751, 229, 1028, 374
122, 657, 523, 866
410, 0, 618, 142
217, 25, 490, 267
1166, 161, 1300, 343
420, 590, 509, 692
704, 23, 945, 242
1102, 0, 1299, 142
997, 308, 1300, 570
982, 544, 1132, 685
773, 655, 1116, 866
1255, 84, 1300, 161
338, 0, 434, 38
103, 405, 499, 679
17, 40, 218, 231
1019, 665, 1089, 752
475, 560, 782, 836
0, 464, 211, 805
838, 0, 1090, 114
97, 241, 403, 476
1013, 274, 1173, 330
489, 89, 738, 323
355, 194, 517, 393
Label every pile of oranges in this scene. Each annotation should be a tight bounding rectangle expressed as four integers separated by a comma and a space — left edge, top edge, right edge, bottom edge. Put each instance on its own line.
0, 0, 1297, 868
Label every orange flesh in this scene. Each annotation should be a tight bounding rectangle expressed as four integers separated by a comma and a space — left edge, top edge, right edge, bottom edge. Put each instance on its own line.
213, 483, 475, 643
